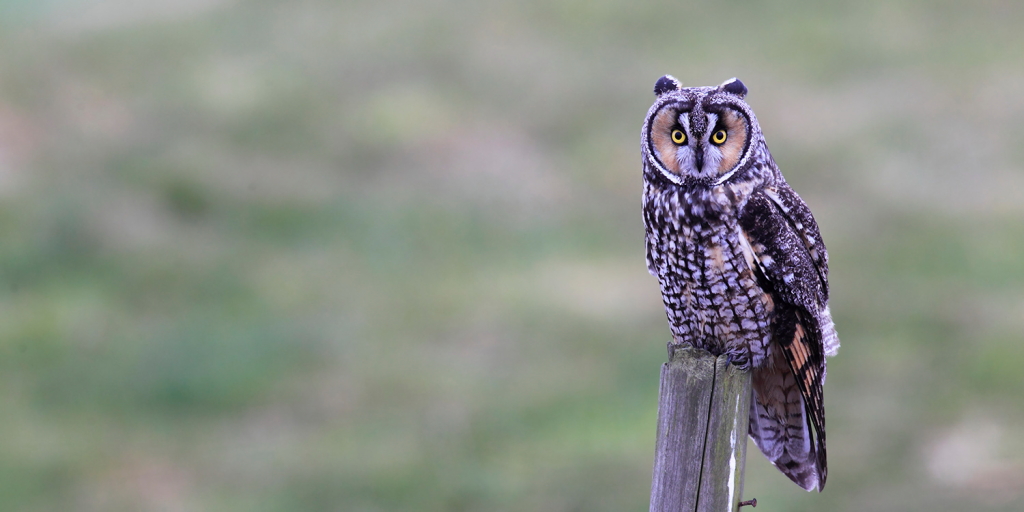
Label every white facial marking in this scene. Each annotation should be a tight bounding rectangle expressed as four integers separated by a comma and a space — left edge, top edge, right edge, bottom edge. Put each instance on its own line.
699, 113, 723, 177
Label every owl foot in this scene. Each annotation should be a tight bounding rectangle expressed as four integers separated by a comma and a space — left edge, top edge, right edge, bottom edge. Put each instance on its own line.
724, 352, 752, 371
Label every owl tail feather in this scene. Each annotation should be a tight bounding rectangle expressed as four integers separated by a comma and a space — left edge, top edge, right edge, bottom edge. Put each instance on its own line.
748, 353, 823, 492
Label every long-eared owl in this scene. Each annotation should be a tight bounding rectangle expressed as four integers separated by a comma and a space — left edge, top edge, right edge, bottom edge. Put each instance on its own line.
641, 75, 839, 491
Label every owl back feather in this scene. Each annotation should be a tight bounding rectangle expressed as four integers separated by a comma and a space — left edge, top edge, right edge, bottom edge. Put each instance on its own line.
750, 352, 821, 491
748, 307, 828, 491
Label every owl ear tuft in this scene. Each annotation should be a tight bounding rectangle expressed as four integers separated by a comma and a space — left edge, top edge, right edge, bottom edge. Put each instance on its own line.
654, 75, 682, 96
720, 78, 747, 98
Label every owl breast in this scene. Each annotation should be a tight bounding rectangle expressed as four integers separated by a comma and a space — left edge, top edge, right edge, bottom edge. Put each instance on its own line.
644, 180, 773, 369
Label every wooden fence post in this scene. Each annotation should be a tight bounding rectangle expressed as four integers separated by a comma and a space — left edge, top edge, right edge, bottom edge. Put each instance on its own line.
650, 345, 752, 512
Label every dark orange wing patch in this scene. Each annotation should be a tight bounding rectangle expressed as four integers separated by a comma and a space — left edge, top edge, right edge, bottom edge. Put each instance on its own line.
776, 309, 828, 488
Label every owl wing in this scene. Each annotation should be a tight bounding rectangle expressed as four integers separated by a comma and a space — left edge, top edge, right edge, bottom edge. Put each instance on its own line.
741, 186, 839, 356
739, 187, 836, 491
763, 185, 840, 357
762, 186, 830, 299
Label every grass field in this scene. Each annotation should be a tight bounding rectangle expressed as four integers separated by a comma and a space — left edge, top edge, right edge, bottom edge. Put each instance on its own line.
0, 0, 1022, 510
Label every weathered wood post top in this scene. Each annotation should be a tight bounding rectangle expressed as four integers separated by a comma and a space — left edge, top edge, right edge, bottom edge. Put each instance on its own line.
649, 344, 753, 512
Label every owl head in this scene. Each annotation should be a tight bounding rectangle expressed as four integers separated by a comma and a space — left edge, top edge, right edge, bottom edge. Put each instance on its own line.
642, 76, 763, 187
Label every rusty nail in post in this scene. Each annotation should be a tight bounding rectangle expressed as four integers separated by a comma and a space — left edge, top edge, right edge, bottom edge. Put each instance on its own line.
739, 498, 757, 508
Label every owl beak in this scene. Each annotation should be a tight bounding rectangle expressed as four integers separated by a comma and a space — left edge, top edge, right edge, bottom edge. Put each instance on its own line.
694, 148, 705, 174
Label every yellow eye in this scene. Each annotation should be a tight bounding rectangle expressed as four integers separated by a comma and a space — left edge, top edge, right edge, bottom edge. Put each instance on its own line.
671, 129, 686, 145
711, 129, 727, 145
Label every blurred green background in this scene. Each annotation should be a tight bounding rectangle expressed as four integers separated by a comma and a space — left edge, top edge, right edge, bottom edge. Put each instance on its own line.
0, 0, 1022, 510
